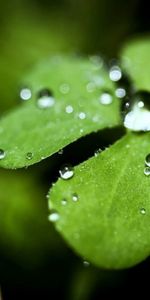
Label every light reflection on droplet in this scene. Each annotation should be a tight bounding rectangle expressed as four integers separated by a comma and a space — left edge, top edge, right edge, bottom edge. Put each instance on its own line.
20, 88, 32, 100
109, 66, 122, 82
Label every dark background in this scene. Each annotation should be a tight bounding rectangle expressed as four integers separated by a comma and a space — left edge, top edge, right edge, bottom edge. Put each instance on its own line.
0, 0, 150, 299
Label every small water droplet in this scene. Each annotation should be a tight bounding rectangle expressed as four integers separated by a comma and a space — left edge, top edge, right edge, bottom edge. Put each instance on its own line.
115, 88, 126, 98
83, 260, 90, 267
61, 199, 67, 206
109, 66, 122, 82
79, 112, 86, 120
0, 149, 5, 160
26, 152, 33, 160
65, 105, 73, 114
48, 210, 60, 222
140, 208, 146, 215
145, 153, 150, 167
80, 128, 84, 134
72, 193, 79, 202
59, 83, 70, 94
123, 92, 150, 131
37, 89, 55, 109
58, 149, 63, 155
94, 148, 102, 157
99, 92, 113, 105
59, 164, 74, 180
20, 87, 32, 100
144, 166, 150, 176
86, 82, 96, 93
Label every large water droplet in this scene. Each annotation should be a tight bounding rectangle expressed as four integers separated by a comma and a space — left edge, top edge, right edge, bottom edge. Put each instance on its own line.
37, 89, 55, 109
99, 92, 113, 105
20, 87, 32, 100
72, 193, 79, 202
145, 153, 150, 167
59, 164, 74, 180
0, 149, 5, 160
48, 210, 60, 222
26, 152, 33, 160
123, 92, 150, 131
109, 66, 122, 82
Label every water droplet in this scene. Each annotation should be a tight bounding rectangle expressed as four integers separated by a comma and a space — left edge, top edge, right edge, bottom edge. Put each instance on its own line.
80, 128, 84, 134
83, 260, 90, 267
59, 83, 70, 94
48, 210, 60, 222
86, 82, 96, 93
145, 154, 150, 167
72, 193, 79, 202
99, 92, 113, 105
65, 105, 73, 114
144, 166, 150, 176
140, 208, 146, 215
0, 149, 5, 160
59, 164, 74, 180
58, 149, 63, 155
79, 112, 86, 120
115, 88, 126, 98
20, 87, 32, 100
26, 152, 33, 160
109, 66, 122, 82
94, 148, 102, 157
123, 92, 150, 131
37, 89, 55, 109
61, 199, 67, 206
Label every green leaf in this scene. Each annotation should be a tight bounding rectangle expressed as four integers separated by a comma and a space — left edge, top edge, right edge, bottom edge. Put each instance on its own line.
0, 56, 121, 169
121, 37, 150, 91
49, 133, 150, 269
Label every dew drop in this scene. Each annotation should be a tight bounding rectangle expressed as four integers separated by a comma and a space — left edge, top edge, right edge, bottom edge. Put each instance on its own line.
144, 166, 150, 176
65, 105, 73, 114
72, 193, 79, 202
115, 88, 126, 98
48, 210, 60, 222
59, 83, 70, 94
83, 260, 90, 267
20, 87, 32, 100
145, 153, 150, 167
26, 152, 33, 160
140, 208, 146, 215
58, 149, 63, 155
0, 149, 5, 160
99, 92, 113, 105
37, 89, 55, 109
109, 66, 122, 82
79, 112, 86, 120
94, 148, 102, 157
59, 164, 74, 180
123, 92, 150, 131
61, 199, 67, 206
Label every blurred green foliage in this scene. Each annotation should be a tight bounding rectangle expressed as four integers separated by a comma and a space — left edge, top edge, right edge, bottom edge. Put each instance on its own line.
0, 0, 150, 298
